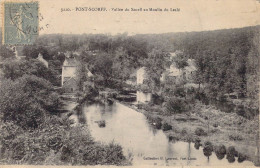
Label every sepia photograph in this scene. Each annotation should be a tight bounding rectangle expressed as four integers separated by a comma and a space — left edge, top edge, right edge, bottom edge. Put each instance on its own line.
0, 0, 260, 167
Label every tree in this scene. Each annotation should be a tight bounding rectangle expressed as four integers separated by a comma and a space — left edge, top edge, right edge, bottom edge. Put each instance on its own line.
173, 51, 189, 92
0, 75, 59, 129
173, 51, 188, 70
144, 49, 170, 94
76, 52, 90, 91
2, 59, 59, 85
23, 45, 51, 60
88, 52, 114, 87
0, 46, 15, 60
112, 47, 133, 86
163, 97, 190, 121
193, 49, 210, 90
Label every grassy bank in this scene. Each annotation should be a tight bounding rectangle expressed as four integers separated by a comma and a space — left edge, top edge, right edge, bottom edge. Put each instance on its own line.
0, 117, 130, 166
120, 99, 258, 164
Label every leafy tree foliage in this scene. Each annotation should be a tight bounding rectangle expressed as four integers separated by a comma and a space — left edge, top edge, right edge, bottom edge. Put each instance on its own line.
0, 46, 15, 61
144, 49, 171, 94
173, 51, 188, 70
0, 75, 59, 129
164, 97, 190, 116
2, 59, 59, 85
23, 45, 51, 60
16, 26, 259, 100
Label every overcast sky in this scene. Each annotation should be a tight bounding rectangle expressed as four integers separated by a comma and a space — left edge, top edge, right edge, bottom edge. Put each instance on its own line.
1, 0, 260, 35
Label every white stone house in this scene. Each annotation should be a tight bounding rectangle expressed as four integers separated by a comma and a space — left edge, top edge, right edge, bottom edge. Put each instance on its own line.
61, 58, 77, 87
61, 58, 93, 92
136, 67, 147, 85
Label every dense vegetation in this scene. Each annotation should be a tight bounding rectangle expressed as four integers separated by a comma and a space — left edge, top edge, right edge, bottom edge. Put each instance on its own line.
1, 26, 257, 111
4, 26, 256, 101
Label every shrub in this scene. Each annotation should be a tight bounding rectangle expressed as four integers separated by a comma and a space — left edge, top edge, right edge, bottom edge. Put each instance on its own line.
81, 142, 126, 165
227, 146, 238, 157
229, 134, 243, 141
163, 97, 189, 116
181, 128, 187, 135
147, 116, 162, 129
195, 127, 207, 136
173, 86, 186, 98
96, 120, 106, 128
203, 141, 213, 157
194, 138, 202, 150
0, 119, 128, 165
168, 135, 179, 142
238, 153, 247, 163
214, 145, 226, 160
213, 123, 218, 128
226, 146, 238, 163
162, 123, 172, 131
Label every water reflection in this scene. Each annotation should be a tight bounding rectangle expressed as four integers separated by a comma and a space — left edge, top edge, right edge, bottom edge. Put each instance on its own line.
72, 101, 254, 166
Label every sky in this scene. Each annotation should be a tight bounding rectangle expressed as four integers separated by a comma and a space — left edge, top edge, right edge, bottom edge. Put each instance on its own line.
1, 0, 260, 35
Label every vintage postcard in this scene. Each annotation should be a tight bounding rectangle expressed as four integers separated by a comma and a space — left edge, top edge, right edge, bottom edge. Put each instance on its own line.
0, 0, 259, 167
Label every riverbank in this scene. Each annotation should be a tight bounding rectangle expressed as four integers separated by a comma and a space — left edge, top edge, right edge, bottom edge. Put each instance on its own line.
117, 99, 259, 164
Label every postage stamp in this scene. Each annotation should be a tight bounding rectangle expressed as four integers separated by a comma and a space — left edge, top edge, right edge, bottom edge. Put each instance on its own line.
2, 1, 39, 45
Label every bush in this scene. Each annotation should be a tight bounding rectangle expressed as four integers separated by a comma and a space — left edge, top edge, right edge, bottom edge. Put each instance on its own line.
81, 142, 125, 165
194, 138, 202, 150
213, 123, 218, 128
203, 141, 213, 157
229, 134, 243, 141
226, 146, 238, 163
238, 153, 247, 163
181, 128, 187, 135
162, 123, 172, 131
96, 120, 106, 128
227, 146, 238, 157
163, 97, 189, 116
195, 127, 207, 136
147, 116, 162, 129
0, 119, 128, 165
214, 145, 226, 160
173, 86, 186, 98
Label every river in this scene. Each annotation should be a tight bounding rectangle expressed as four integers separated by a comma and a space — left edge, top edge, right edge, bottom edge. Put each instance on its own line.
69, 99, 254, 166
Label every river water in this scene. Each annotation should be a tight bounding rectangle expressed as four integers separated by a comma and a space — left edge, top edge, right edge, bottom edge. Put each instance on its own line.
70, 100, 254, 166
